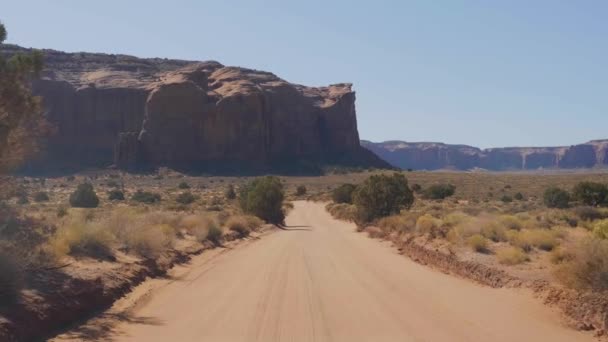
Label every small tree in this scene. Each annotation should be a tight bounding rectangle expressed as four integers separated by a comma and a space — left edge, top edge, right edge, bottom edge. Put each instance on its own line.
225, 184, 236, 200
132, 190, 161, 204
239, 176, 285, 224
332, 183, 356, 204
572, 181, 608, 207
423, 184, 456, 200
295, 185, 307, 196
353, 173, 414, 223
543, 187, 570, 209
108, 190, 125, 201
69, 183, 99, 208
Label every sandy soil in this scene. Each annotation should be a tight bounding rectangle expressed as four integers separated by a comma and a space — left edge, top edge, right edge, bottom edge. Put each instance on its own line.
53, 201, 594, 342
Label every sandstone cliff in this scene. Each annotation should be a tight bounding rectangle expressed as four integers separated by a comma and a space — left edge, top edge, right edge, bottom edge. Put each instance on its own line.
1, 45, 388, 173
362, 140, 608, 171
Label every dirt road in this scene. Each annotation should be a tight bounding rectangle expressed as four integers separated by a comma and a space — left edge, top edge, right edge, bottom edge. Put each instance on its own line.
54, 201, 593, 341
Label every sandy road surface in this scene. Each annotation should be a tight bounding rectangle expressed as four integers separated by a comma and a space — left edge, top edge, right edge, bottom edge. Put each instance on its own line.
54, 201, 593, 342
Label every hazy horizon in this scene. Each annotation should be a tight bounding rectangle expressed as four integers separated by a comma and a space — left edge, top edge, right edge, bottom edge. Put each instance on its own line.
3, 0, 607, 149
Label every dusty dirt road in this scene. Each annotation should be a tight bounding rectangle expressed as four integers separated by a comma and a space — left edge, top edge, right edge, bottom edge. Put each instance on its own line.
54, 201, 593, 341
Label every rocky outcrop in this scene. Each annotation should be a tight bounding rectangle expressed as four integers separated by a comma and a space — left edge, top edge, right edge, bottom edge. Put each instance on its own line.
1, 44, 388, 173
362, 140, 608, 171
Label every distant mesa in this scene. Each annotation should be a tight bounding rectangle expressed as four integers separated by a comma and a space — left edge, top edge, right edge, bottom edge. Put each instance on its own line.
361, 140, 608, 171
0, 44, 389, 174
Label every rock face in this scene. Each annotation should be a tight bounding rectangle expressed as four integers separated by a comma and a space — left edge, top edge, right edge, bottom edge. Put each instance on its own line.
362, 140, 608, 171
1, 45, 387, 173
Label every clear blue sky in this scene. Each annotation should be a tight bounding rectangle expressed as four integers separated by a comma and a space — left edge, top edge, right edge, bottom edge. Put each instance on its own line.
3, 1, 607, 148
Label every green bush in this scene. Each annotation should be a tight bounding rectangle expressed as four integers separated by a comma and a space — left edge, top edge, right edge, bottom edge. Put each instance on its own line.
108, 190, 125, 201
225, 184, 236, 200
178, 181, 190, 189
332, 183, 357, 204
572, 181, 608, 207
514, 192, 524, 201
207, 225, 223, 245
543, 187, 570, 208
423, 184, 456, 200
353, 173, 414, 223
132, 190, 161, 204
176, 191, 197, 205
239, 176, 285, 224
500, 195, 513, 203
295, 185, 307, 196
33, 191, 49, 202
69, 183, 99, 208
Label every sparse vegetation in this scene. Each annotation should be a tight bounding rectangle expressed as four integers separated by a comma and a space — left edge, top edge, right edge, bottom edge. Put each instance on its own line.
467, 234, 488, 253
69, 183, 99, 208
332, 183, 356, 204
176, 191, 197, 205
178, 181, 190, 189
108, 190, 125, 201
555, 238, 608, 291
543, 187, 570, 208
225, 184, 236, 200
593, 219, 608, 239
496, 247, 528, 265
33, 191, 49, 202
423, 184, 455, 200
572, 181, 608, 207
295, 185, 307, 196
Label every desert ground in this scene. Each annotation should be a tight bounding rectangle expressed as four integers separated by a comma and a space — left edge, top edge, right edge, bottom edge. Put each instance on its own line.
52, 201, 593, 342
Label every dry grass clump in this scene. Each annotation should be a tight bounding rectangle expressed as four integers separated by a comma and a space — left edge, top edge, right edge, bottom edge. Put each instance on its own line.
226, 216, 250, 237
499, 215, 523, 230
554, 238, 608, 291
377, 214, 417, 234
496, 247, 529, 265
508, 229, 560, 251
45, 215, 114, 261
326, 203, 357, 222
467, 234, 488, 253
592, 219, 608, 239
480, 221, 507, 242
415, 214, 444, 237
123, 223, 175, 259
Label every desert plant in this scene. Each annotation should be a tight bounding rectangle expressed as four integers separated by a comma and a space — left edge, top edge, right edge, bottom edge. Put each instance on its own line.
176, 191, 197, 205
108, 190, 125, 201
415, 214, 443, 237
33, 191, 49, 202
178, 181, 190, 189
132, 190, 161, 204
225, 184, 236, 200
207, 225, 223, 245
593, 219, 608, 239
500, 195, 513, 203
499, 215, 523, 230
543, 187, 570, 208
573, 206, 605, 222
554, 238, 608, 291
480, 222, 507, 242
514, 192, 524, 200
332, 183, 357, 204
411, 183, 422, 193
423, 184, 455, 200
226, 216, 250, 237
69, 183, 99, 208
353, 173, 414, 222
467, 234, 489, 253
239, 176, 285, 224
572, 181, 608, 207
56, 205, 68, 218
496, 247, 528, 265
295, 185, 307, 196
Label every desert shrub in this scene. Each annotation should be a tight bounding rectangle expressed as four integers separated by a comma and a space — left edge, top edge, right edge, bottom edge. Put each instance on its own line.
225, 184, 236, 200
593, 219, 608, 239
497, 247, 528, 265
123, 224, 174, 259
56, 205, 68, 218
132, 190, 161, 204
411, 183, 422, 193
447, 219, 483, 244
69, 183, 99, 208
176, 191, 197, 205
226, 216, 250, 237
366, 226, 385, 239
573, 206, 604, 221
332, 183, 356, 204
106, 180, 119, 188
415, 214, 443, 237
326, 203, 358, 221
467, 234, 488, 253
188, 217, 218, 242
510, 229, 559, 251
239, 176, 285, 224
500, 195, 513, 203
377, 214, 417, 234
514, 192, 524, 201
554, 238, 608, 291
543, 187, 570, 208
442, 212, 470, 227
295, 185, 307, 196
480, 222, 507, 242
108, 190, 125, 201
178, 181, 190, 189
423, 184, 455, 200
499, 215, 523, 230
207, 225, 223, 245
353, 173, 414, 223
17, 195, 28, 205
0, 251, 22, 305
549, 247, 573, 264
33, 191, 49, 202
572, 181, 608, 207
46, 217, 114, 260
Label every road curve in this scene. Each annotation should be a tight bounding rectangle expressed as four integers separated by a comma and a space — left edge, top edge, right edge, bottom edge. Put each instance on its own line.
55, 201, 593, 341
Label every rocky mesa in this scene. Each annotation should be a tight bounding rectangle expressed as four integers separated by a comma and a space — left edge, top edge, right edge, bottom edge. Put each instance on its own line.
1, 45, 388, 173
362, 140, 608, 171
